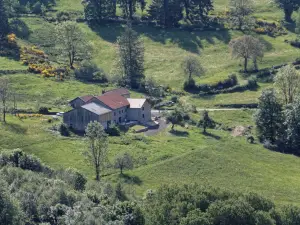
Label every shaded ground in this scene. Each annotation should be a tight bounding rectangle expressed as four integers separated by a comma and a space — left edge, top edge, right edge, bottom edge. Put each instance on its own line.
145, 118, 168, 136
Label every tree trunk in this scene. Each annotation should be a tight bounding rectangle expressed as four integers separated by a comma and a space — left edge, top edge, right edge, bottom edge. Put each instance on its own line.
129, 0, 133, 20
284, 8, 293, 22
95, 167, 100, 181
171, 123, 174, 130
120, 167, 123, 174
163, 0, 169, 27
184, 0, 190, 21
244, 57, 248, 72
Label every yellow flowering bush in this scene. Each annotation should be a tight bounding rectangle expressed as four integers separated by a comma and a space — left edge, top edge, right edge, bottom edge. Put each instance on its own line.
17, 114, 43, 119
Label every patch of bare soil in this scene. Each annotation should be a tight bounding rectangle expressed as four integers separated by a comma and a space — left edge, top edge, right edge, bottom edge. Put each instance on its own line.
232, 126, 247, 137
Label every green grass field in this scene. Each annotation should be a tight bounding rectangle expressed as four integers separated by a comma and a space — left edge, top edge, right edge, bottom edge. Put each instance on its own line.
2, 0, 300, 206
2, 110, 300, 206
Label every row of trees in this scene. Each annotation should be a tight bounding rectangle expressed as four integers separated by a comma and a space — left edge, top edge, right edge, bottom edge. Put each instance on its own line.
255, 65, 300, 154
84, 0, 299, 28
84, 0, 214, 27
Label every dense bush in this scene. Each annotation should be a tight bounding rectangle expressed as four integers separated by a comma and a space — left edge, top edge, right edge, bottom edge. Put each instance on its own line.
59, 123, 70, 137
106, 124, 121, 136
74, 61, 108, 83
185, 75, 238, 93
0, 149, 52, 174
143, 184, 296, 225
38, 107, 49, 114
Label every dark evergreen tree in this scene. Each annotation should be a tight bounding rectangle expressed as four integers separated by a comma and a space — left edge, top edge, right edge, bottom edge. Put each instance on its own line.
117, 22, 144, 88
118, 0, 146, 20
148, 0, 183, 27
84, 0, 116, 24
0, 0, 9, 38
185, 0, 214, 24
275, 0, 300, 22
254, 89, 283, 144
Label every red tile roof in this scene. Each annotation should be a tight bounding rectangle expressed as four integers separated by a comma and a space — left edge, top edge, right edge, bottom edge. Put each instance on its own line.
95, 94, 130, 110
79, 95, 94, 102
103, 88, 130, 97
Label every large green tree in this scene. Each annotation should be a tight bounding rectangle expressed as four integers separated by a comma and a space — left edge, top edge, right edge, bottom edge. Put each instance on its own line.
55, 21, 92, 69
148, 0, 183, 27
283, 98, 300, 153
85, 121, 109, 181
117, 22, 144, 88
254, 89, 283, 144
228, 0, 254, 30
275, 0, 300, 22
274, 65, 300, 105
0, 0, 9, 38
83, 0, 116, 23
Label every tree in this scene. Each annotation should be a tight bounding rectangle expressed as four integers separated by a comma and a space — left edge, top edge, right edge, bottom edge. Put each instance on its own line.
166, 108, 185, 130
85, 121, 109, 181
118, 0, 146, 19
0, 77, 10, 123
283, 98, 300, 153
229, 35, 265, 72
274, 65, 300, 105
228, 0, 254, 30
148, 0, 183, 28
181, 55, 204, 82
55, 21, 92, 69
275, 0, 300, 22
0, 0, 9, 38
185, 0, 214, 24
117, 22, 144, 88
114, 152, 134, 174
254, 89, 283, 144
0, 181, 21, 225
83, 0, 116, 23
296, 10, 300, 35
200, 110, 211, 133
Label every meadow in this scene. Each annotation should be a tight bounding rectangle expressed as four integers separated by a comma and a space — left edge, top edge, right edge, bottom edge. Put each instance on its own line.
2, 0, 300, 206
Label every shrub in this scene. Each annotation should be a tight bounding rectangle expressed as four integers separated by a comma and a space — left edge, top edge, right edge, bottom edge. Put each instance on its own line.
38, 107, 49, 114
106, 124, 121, 136
184, 78, 196, 90
56, 12, 71, 22
247, 77, 258, 89
59, 124, 70, 137
74, 61, 99, 81
93, 70, 108, 83
171, 96, 178, 103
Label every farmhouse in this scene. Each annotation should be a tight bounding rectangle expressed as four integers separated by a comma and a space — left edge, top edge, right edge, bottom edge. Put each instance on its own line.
63, 88, 151, 131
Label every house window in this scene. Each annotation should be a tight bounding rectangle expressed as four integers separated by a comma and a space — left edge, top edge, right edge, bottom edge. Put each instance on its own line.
119, 111, 121, 114
122, 110, 124, 113
114, 112, 116, 116
142, 114, 145, 118
142, 107, 144, 110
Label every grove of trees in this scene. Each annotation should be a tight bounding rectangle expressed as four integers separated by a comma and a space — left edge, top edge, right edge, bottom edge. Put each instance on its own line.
229, 35, 265, 72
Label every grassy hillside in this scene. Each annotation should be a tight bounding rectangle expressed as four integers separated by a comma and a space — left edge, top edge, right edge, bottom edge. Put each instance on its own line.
2, 109, 300, 206
2, 0, 300, 207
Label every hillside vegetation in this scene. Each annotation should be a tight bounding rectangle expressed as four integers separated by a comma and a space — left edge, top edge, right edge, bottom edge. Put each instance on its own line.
1, 0, 300, 208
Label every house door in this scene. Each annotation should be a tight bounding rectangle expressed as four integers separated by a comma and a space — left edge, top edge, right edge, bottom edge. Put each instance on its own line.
119, 117, 122, 123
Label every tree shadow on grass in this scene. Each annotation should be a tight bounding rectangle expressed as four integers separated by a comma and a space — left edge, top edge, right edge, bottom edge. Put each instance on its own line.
91, 23, 231, 54
119, 173, 143, 185
169, 129, 189, 137
203, 132, 221, 140
2, 123, 27, 134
